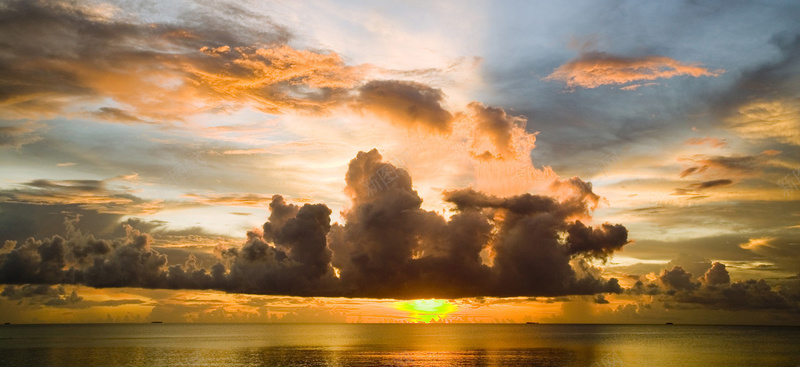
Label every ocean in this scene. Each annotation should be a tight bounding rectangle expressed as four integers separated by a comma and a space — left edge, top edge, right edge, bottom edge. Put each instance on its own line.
0, 324, 798, 366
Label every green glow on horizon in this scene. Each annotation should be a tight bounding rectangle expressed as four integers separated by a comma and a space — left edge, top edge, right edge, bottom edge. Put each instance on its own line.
393, 299, 458, 323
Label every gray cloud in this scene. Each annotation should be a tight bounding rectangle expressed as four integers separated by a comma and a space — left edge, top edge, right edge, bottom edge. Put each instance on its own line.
693, 179, 733, 190
625, 260, 799, 312
660, 267, 700, 292
0, 284, 81, 306
355, 80, 454, 132
704, 262, 731, 285
0, 122, 44, 149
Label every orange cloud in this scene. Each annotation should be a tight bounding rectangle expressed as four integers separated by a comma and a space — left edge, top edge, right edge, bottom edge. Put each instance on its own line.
545, 52, 723, 89
684, 137, 728, 148
0, 1, 361, 121
182, 192, 277, 207
188, 45, 363, 114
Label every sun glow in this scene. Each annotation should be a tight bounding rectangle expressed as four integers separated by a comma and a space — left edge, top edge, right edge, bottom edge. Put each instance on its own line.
393, 299, 458, 323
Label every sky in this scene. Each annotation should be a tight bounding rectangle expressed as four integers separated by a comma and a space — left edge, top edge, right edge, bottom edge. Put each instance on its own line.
1, 0, 799, 325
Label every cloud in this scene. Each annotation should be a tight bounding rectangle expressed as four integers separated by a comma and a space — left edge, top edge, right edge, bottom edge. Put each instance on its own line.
726, 99, 800, 146
89, 107, 147, 124
0, 178, 161, 214
716, 33, 800, 146
678, 152, 775, 179
0, 0, 357, 120
684, 137, 727, 148
544, 51, 723, 90
703, 262, 731, 285
182, 193, 276, 207
660, 266, 700, 292
0, 121, 44, 149
465, 102, 532, 160
0, 150, 628, 299
354, 80, 454, 132
187, 44, 362, 114
627, 260, 799, 312
692, 179, 733, 189
0, 284, 81, 305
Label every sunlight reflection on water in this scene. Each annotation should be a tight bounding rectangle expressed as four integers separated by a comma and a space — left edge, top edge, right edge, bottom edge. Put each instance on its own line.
0, 324, 798, 366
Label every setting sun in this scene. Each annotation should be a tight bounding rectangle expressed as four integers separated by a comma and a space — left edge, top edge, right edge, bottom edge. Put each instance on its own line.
394, 299, 458, 323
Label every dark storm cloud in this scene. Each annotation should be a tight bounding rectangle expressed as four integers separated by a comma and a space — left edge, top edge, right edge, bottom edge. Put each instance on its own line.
355, 80, 454, 132
0, 150, 628, 299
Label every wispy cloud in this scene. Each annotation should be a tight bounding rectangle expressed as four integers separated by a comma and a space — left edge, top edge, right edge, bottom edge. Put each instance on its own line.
545, 52, 723, 90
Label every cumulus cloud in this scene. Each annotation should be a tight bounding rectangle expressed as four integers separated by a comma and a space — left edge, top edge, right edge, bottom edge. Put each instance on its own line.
704, 262, 731, 285
626, 254, 800, 312
355, 80, 454, 132
625, 258, 799, 312
544, 51, 723, 90
465, 102, 532, 160
660, 267, 700, 292
0, 150, 628, 299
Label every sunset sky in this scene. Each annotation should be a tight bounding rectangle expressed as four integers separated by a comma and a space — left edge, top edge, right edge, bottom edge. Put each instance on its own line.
1, 0, 799, 325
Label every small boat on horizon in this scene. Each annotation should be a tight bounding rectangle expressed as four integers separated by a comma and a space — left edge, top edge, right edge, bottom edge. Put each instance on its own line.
151, 321, 163, 324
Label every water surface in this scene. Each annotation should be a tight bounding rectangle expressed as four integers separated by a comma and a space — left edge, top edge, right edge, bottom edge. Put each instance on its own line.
1, 324, 798, 366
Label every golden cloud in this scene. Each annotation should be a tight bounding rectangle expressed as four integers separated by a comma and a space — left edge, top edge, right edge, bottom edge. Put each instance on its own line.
726, 99, 800, 146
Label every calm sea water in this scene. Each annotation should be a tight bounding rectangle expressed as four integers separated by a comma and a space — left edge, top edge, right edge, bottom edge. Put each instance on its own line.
0, 324, 798, 366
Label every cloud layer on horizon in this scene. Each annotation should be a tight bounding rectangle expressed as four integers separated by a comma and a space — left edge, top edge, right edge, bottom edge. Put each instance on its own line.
0, 149, 628, 299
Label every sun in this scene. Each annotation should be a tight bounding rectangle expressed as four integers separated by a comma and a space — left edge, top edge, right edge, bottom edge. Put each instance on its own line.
393, 299, 457, 323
